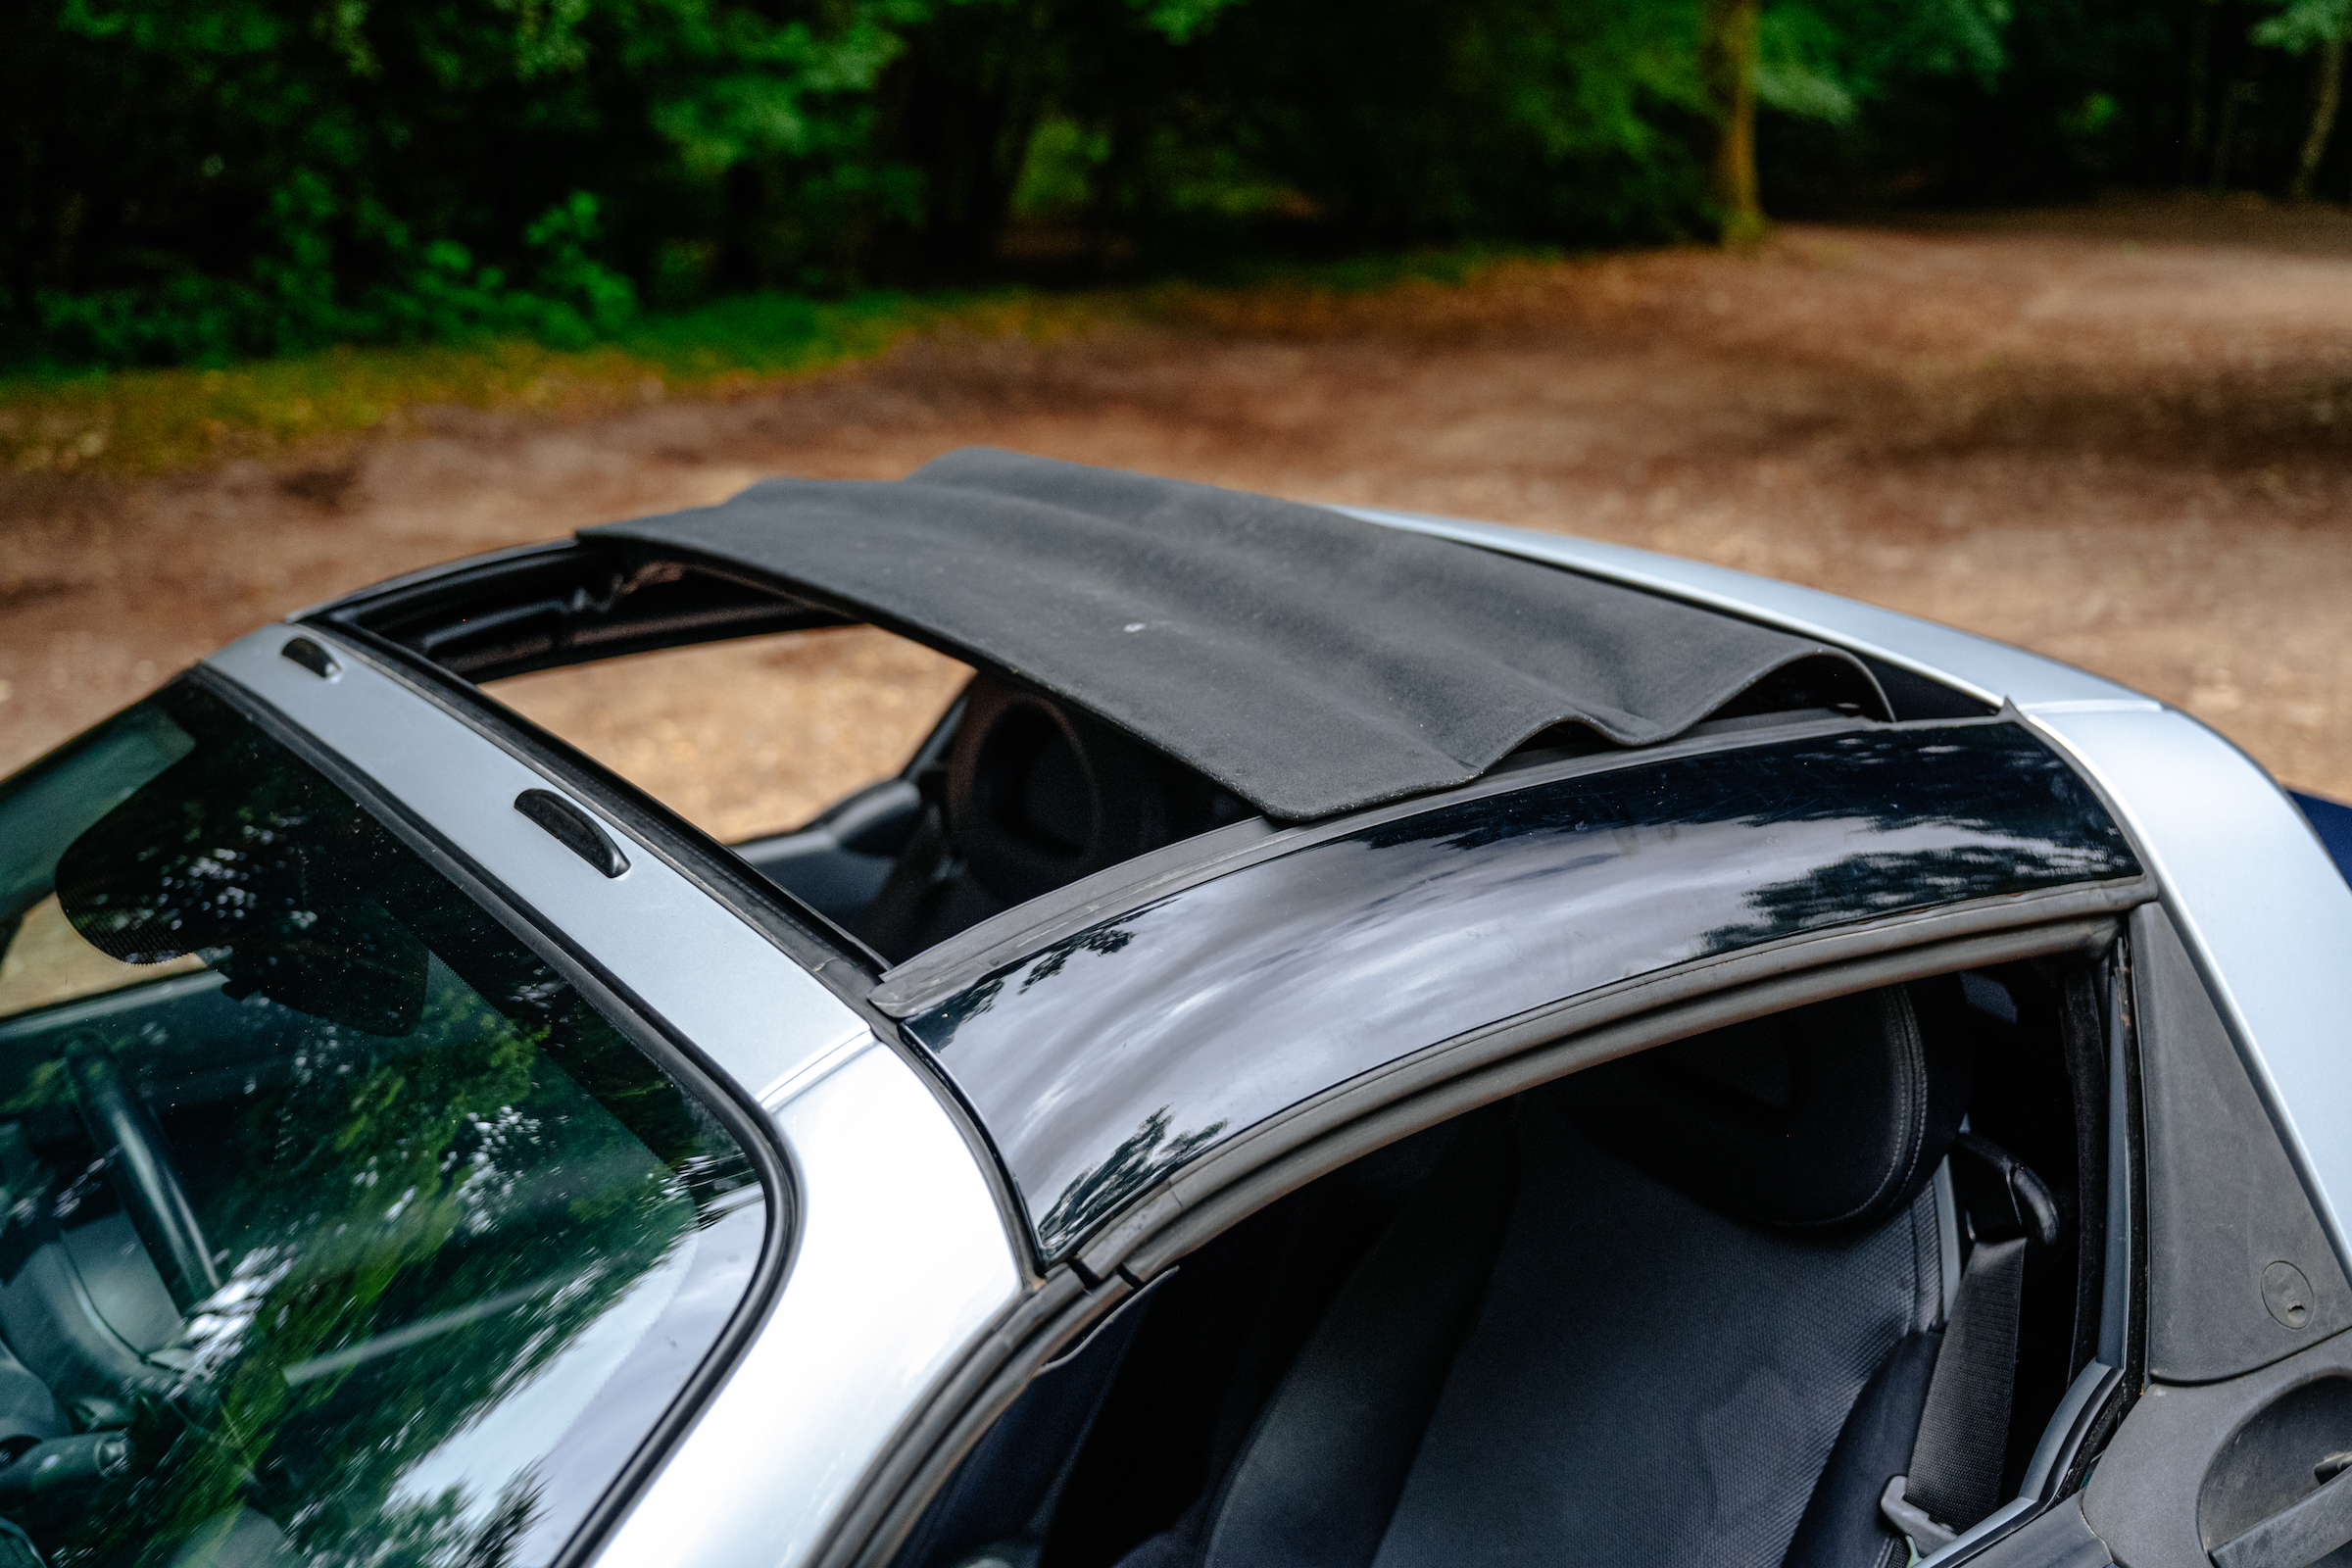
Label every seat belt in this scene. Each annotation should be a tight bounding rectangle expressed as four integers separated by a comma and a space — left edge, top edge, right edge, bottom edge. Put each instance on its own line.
1880, 1135, 2060, 1560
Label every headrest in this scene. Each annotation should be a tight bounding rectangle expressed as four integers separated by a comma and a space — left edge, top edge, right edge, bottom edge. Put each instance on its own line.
1561, 981, 1971, 1231
944, 675, 1242, 907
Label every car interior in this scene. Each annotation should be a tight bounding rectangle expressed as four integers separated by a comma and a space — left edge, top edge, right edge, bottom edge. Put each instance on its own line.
885, 958, 2115, 1568
726, 672, 1253, 962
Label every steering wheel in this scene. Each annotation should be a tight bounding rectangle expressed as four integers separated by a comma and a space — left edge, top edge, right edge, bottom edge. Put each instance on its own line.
64, 1042, 220, 1312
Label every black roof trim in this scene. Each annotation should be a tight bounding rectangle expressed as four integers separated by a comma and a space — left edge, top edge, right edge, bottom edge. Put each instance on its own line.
867, 710, 1885, 1018
588, 449, 1890, 820
894, 719, 2146, 1261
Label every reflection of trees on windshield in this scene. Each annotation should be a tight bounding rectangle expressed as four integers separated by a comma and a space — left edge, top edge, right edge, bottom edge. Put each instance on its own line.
320, 1472, 542, 1568
0, 684, 760, 1568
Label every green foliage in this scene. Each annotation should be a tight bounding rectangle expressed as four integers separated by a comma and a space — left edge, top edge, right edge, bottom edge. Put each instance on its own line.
1004, 0, 1719, 254
2253, 0, 2349, 53
1754, 0, 2352, 207
1754, 0, 2008, 127
0, 285, 992, 476
11, 0, 2349, 374
3, 0, 936, 368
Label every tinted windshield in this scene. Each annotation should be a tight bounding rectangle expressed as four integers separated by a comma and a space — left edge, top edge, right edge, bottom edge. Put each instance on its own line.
0, 679, 767, 1567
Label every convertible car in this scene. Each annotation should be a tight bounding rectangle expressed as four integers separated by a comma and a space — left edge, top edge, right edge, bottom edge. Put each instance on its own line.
3, 450, 2351, 1568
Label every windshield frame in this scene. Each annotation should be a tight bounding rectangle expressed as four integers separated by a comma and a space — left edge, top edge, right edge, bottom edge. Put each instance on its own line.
149, 659, 806, 1568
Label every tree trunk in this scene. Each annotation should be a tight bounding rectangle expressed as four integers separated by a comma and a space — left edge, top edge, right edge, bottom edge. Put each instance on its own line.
868, 11, 1051, 283
2183, 0, 2215, 185
2211, 79, 2246, 189
1700, 0, 1763, 244
2292, 33, 2347, 202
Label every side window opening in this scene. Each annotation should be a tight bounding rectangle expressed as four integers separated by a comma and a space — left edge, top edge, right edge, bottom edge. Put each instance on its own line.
487, 625, 971, 847
483, 636, 1257, 964
891, 956, 2119, 1568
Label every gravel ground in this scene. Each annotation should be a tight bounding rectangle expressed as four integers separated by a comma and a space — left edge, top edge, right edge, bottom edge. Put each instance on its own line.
6, 200, 2350, 840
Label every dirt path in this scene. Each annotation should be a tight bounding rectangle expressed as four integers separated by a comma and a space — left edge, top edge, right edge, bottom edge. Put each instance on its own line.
7, 203, 2352, 834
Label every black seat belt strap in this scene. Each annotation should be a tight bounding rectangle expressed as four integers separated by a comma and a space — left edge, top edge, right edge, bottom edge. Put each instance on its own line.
1883, 1235, 2028, 1553
1881, 1135, 2059, 1559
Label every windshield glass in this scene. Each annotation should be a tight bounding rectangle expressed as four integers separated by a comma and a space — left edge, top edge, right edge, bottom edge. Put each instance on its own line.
0, 679, 767, 1568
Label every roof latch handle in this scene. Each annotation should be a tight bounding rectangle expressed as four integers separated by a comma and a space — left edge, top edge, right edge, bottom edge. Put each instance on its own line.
279, 636, 340, 680
514, 789, 629, 878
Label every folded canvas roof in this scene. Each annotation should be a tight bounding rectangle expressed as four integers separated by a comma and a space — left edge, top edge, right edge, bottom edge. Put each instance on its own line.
590, 449, 1886, 820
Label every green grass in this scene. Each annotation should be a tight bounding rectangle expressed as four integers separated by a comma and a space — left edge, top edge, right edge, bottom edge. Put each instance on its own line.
0, 246, 1557, 480
0, 289, 1027, 479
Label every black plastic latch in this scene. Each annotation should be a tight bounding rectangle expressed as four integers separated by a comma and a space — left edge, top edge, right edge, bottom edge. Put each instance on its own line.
514, 789, 629, 878
279, 636, 340, 680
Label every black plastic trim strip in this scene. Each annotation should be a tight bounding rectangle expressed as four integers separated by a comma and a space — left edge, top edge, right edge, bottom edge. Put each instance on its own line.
870, 710, 2013, 1018
315, 539, 843, 682
296, 537, 584, 621
2120, 922, 2151, 1392
812, 1268, 1107, 1568
183, 664, 800, 1568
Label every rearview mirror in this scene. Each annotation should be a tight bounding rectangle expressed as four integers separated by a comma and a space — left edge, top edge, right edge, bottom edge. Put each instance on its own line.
53, 739, 426, 1037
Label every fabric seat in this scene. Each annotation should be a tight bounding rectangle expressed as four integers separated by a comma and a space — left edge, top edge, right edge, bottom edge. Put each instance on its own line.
1131, 983, 1972, 1568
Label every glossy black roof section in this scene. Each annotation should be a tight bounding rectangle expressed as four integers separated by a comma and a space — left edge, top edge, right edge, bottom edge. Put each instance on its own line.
586, 448, 1892, 820
896, 720, 2146, 1262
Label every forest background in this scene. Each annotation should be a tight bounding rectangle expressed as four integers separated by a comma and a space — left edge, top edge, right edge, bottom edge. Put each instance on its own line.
7, 0, 2352, 373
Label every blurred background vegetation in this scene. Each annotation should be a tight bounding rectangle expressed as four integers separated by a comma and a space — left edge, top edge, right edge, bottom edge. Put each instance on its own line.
3, 0, 2348, 373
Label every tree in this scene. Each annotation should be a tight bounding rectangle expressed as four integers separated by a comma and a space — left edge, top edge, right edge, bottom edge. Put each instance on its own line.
2255, 0, 2350, 200
1701, 0, 1765, 242
1029, 0, 1714, 264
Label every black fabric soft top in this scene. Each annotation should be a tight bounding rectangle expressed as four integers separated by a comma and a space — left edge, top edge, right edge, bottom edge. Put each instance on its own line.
589, 448, 1886, 820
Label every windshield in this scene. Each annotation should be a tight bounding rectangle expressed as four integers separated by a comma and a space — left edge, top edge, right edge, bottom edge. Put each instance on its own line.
0, 679, 767, 1568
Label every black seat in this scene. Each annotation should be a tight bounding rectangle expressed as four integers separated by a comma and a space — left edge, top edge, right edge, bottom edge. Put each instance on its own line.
861, 675, 1249, 960
1116, 983, 1973, 1568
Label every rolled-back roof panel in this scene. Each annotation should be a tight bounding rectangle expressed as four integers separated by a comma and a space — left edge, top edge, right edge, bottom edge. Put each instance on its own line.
588, 448, 1886, 820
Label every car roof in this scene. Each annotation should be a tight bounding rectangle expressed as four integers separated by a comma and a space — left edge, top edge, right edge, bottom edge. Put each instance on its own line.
585, 447, 1891, 819
295, 461, 2352, 1276
886, 717, 2147, 1261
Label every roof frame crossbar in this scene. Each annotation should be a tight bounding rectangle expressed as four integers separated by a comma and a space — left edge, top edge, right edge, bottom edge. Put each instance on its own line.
317, 538, 846, 683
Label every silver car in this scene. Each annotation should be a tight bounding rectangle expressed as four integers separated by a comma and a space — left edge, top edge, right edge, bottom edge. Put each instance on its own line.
1, 450, 2347, 1568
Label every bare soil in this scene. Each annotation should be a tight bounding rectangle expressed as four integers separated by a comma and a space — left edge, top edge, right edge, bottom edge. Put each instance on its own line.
7, 197, 2352, 839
